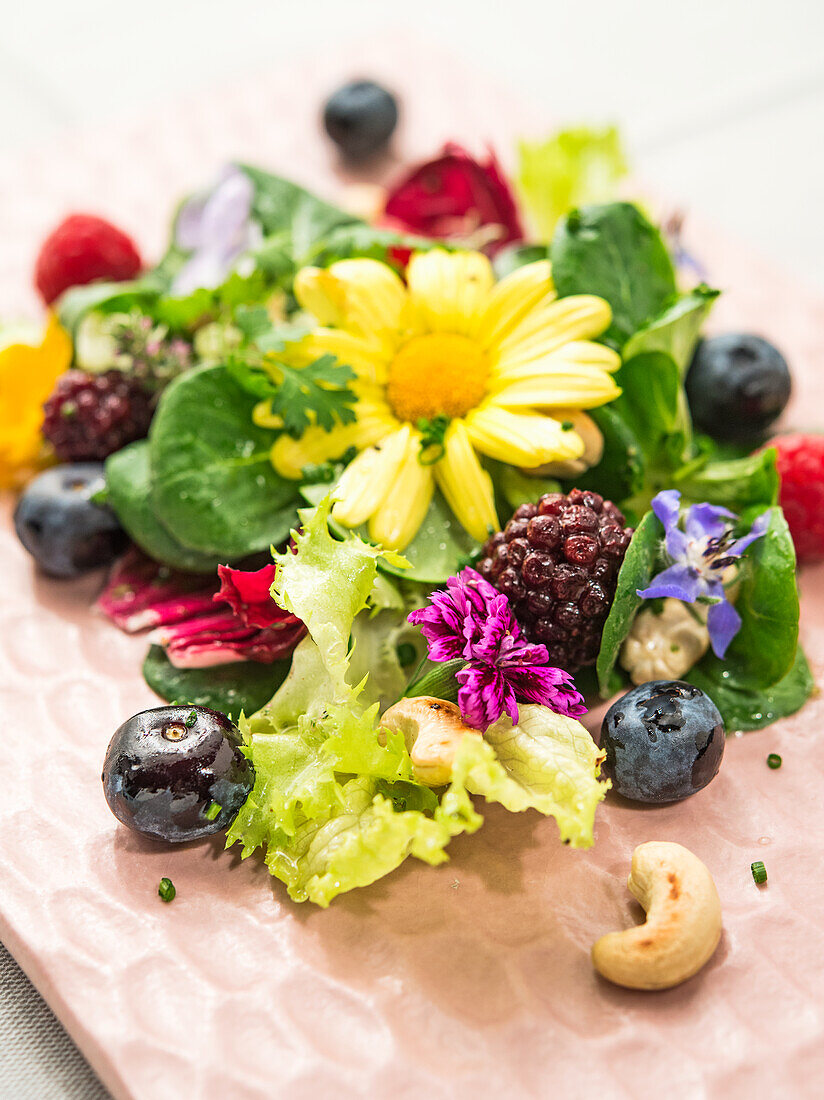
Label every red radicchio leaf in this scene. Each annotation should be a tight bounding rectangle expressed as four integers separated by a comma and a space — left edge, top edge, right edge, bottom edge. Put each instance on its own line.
383, 142, 524, 255
214, 563, 287, 628
95, 549, 218, 633
149, 610, 306, 669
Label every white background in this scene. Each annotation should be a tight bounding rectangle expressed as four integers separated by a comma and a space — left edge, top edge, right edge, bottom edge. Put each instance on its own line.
1, 0, 823, 290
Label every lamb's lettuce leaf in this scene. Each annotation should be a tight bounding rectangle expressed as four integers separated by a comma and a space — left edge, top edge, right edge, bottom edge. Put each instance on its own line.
686, 645, 813, 732
550, 202, 677, 348
623, 285, 719, 373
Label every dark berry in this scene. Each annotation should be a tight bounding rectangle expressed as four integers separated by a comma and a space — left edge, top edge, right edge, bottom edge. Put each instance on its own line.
686, 333, 791, 443
522, 551, 555, 588
323, 80, 399, 160
14, 463, 127, 578
42, 369, 154, 462
600, 680, 725, 803
102, 705, 255, 843
527, 514, 562, 550
481, 489, 633, 673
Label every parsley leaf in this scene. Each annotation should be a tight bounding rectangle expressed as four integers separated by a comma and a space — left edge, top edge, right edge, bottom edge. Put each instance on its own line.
229, 353, 357, 437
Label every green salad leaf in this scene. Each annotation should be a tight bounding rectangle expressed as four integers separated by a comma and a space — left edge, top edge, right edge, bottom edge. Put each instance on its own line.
571, 404, 645, 508
142, 645, 291, 719
550, 202, 677, 348
105, 441, 225, 573
516, 126, 627, 241
675, 449, 779, 517
687, 645, 814, 732
462, 707, 609, 847
596, 509, 662, 696
622, 285, 719, 373
149, 362, 301, 558
227, 494, 608, 905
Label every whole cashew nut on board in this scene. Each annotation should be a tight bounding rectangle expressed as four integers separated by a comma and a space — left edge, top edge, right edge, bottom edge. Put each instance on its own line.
592, 842, 722, 991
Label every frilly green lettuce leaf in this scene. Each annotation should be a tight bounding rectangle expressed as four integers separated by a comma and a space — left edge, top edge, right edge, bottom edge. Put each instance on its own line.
270, 494, 407, 701
454, 705, 609, 848
516, 126, 627, 241
267, 778, 470, 907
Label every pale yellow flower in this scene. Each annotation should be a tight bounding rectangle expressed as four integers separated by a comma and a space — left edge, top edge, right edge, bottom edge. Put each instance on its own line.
260, 250, 621, 549
0, 315, 72, 490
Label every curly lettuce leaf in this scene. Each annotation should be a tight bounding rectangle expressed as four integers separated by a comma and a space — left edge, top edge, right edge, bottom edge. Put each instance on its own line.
270, 494, 406, 702
456, 706, 609, 848
516, 126, 627, 241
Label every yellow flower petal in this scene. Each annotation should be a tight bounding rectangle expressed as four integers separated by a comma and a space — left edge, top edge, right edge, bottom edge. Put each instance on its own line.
0, 314, 72, 488
494, 295, 613, 370
270, 407, 396, 480
433, 420, 498, 542
472, 259, 555, 349
491, 339, 621, 384
406, 249, 494, 335
464, 405, 585, 466
368, 432, 434, 550
295, 260, 407, 351
489, 369, 621, 410
332, 424, 413, 527
302, 328, 390, 384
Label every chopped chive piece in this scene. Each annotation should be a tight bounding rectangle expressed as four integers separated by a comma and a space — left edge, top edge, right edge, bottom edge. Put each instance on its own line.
184, 708, 197, 728
751, 860, 767, 885
767, 753, 782, 770
158, 877, 176, 902
204, 802, 222, 821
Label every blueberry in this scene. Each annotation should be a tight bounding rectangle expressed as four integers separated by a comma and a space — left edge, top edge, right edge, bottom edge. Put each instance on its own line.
685, 334, 791, 443
102, 706, 255, 843
14, 463, 128, 578
323, 80, 398, 160
600, 680, 725, 803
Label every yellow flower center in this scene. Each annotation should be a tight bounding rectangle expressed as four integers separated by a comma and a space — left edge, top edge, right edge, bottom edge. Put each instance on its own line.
386, 333, 489, 422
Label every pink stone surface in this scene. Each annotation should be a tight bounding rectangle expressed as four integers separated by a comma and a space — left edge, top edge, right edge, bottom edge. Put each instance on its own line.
1, 36, 823, 1100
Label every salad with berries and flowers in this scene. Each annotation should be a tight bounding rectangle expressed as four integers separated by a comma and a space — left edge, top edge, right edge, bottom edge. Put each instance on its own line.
5, 96, 818, 910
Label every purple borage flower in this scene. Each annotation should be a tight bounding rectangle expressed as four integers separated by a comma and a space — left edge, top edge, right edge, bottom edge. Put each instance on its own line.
172, 165, 261, 296
637, 489, 770, 659
408, 567, 586, 732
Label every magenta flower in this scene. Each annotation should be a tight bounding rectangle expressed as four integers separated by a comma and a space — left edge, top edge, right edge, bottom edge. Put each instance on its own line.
409, 567, 586, 732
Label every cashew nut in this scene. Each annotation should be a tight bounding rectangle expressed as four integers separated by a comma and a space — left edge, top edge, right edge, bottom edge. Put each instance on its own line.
592, 841, 722, 991
620, 598, 710, 685
380, 696, 480, 787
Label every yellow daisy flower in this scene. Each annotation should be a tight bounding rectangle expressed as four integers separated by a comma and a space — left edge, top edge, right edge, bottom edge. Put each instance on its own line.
261, 250, 621, 549
0, 315, 72, 490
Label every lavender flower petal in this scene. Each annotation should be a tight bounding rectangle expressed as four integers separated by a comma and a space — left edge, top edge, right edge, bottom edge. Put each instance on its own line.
685, 501, 737, 542
638, 562, 704, 602
651, 489, 689, 559
707, 598, 742, 658
726, 509, 770, 558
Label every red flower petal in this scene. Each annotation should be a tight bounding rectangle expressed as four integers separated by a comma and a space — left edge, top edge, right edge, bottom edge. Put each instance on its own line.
384, 143, 524, 255
214, 563, 287, 628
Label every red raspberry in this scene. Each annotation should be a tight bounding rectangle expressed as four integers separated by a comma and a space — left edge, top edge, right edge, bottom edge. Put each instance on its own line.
34, 214, 142, 306
769, 433, 824, 563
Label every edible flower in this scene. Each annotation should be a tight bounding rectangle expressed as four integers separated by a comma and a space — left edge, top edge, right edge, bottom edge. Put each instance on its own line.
172, 165, 260, 296
265, 250, 620, 549
383, 142, 524, 254
637, 489, 770, 658
409, 567, 586, 731
0, 314, 72, 489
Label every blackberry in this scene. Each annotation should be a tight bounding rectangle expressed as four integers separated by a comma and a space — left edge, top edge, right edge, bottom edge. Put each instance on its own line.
42, 369, 154, 462
478, 489, 633, 673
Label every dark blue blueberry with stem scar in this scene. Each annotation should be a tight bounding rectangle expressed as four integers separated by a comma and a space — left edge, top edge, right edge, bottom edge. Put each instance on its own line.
685, 334, 791, 443
14, 463, 128, 578
102, 706, 254, 843
323, 80, 399, 160
600, 680, 725, 804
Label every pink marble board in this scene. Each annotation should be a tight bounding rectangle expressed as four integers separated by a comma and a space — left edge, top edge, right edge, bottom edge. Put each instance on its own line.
1, 36, 823, 1100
